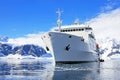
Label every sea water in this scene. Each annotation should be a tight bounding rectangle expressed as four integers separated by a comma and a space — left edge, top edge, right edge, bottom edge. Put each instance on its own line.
0, 57, 120, 80
0, 57, 55, 80
54, 60, 120, 80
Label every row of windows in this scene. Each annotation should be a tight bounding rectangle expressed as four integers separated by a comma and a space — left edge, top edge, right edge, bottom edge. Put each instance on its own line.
55, 28, 92, 32
61, 28, 84, 32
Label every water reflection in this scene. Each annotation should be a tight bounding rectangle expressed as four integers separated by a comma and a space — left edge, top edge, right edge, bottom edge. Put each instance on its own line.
53, 60, 120, 80
1, 58, 120, 80
99, 60, 120, 80
53, 62, 100, 80
0, 58, 55, 80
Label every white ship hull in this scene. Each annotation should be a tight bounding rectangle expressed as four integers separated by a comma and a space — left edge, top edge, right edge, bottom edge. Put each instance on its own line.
42, 32, 98, 63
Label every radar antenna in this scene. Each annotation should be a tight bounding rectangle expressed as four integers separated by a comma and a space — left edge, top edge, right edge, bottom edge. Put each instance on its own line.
74, 18, 80, 25
56, 9, 63, 32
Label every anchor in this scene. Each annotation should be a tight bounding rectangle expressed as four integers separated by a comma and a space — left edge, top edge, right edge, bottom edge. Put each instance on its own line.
65, 44, 70, 51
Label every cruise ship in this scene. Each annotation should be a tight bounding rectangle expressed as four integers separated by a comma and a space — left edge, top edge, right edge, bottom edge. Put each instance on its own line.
41, 10, 99, 63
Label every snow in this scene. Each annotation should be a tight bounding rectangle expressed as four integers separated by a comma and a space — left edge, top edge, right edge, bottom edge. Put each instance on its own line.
98, 38, 120, 60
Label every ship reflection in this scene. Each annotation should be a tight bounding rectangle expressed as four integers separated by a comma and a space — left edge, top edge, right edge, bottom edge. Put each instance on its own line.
53, 62, 100, 80
0, 58, 55, 80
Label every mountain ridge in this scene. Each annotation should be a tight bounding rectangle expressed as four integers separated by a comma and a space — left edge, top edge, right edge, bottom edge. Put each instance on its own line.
99, 38, 120, 60
0, 43, 47, 57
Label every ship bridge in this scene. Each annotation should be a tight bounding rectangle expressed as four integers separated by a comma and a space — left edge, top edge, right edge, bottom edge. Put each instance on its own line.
54, 26, 92, 32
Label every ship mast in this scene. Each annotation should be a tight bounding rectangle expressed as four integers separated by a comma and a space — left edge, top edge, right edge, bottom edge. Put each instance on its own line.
56, 9, 63, 32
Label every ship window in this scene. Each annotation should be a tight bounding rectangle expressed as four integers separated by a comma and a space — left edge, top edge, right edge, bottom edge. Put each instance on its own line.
76, 29, 79, 31
89, 34, 95, 39
62, 30, 65, 32
61, 30, 65, 32
49, 33, 51, 36
60, 28, 86, 32
81, 29, 84, 31
79, 29, 83, 31
63, 30, 66, 32
85, 28, 92, 30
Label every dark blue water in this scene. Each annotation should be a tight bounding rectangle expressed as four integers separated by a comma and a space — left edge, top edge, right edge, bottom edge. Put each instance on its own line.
0, 58, 120, 80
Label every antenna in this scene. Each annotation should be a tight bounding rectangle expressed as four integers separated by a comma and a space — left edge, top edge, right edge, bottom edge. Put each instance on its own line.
74, 18, 80, 25
56, 9, 63, 32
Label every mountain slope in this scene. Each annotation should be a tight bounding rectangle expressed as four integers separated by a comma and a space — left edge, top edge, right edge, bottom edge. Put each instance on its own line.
99, 38, 120, 60
0, 43, 47, 57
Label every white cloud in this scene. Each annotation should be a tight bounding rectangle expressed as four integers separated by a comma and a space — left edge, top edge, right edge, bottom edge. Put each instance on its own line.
86, 8, 120, 41
7, 32, 46, 48
101, 0, 120, 12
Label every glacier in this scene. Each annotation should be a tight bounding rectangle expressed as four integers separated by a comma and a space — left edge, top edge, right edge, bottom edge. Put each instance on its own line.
98, 38, 120, 60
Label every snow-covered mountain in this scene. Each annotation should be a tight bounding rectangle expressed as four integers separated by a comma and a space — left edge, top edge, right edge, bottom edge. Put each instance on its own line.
0, 34, 54, 58
0, 43, 47, 57
98, 38, 120, 60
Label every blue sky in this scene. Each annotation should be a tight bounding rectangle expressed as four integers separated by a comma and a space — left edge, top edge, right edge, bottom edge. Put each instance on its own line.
0, 0, 120, 38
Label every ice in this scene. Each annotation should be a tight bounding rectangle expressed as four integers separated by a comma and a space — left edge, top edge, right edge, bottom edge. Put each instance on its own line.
0, 55, 55, 80
98, 38, 120, 60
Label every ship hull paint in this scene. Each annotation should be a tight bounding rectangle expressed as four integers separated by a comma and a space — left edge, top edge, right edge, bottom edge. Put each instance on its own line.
42, 32, 98, 63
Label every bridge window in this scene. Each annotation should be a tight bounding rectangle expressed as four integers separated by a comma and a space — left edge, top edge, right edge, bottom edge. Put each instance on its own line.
85, 27, 92, 30
60, 28, 85, 32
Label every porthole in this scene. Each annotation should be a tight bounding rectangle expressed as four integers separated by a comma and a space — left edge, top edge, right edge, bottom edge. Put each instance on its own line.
69, 35, 72, 38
